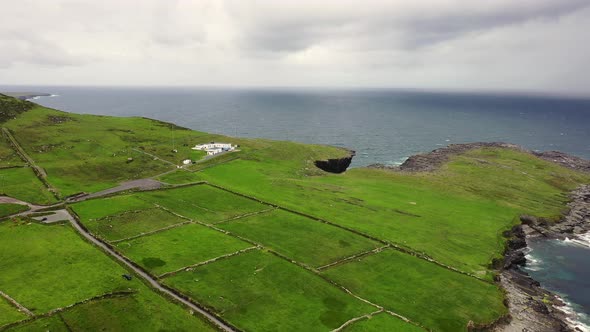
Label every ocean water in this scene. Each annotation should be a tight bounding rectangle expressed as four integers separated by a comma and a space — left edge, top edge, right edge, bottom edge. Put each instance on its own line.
3, 86, 590, 167
524, 238, 590, 331
3, 85, 590, 325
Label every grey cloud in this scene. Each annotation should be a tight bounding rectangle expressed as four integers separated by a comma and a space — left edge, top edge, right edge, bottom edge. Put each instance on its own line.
149, 1, 207, 47
228, 0, 590, 54
0, 31, 94, 68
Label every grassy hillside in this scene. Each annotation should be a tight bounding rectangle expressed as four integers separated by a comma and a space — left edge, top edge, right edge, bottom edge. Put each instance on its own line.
1, 95, 589, 331
0, 94, 34, 124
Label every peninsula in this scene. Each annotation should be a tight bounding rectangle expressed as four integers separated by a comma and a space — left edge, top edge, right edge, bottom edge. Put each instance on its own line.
1, 93, 589, 332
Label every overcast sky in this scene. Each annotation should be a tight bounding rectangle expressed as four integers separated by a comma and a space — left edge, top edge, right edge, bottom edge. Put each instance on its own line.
1, 0, 590, 95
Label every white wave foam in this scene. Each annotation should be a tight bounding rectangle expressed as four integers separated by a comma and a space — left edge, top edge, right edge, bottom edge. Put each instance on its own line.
554, 296, 590, 332
524, 253, 542, 271
562, 233, 590, 248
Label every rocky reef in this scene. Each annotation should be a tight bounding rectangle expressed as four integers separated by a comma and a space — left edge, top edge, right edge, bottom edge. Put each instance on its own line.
369, 142, 590, 175
315, 151, 355, 173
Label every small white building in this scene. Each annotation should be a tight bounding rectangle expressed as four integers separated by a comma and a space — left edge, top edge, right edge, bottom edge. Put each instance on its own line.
192, 142, 235, 156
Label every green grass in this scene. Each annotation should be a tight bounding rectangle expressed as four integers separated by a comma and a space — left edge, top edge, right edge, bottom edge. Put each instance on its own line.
193, 148, 590, 278
115, 222, 252, 275
0, 297, 27, 327
138, 184, 269, 223
71, 194, 154, 221
0, 94, 34, 124
157, 169, 204, 184
3, 98, 590, 330
164, 250, 375, 331
218, 209, 381, 267
3, 291, 216, 332
58, 288, 215, 331
0, 136, 23, 168
0, 204, 29, 218
0, 167, 56, 205
3, 315, 67, 331
77, 207, 188, 242
0, 219, 217, 331
3, 105, 347, 197
343, 312, 425, 332
323, 249, 506, 331
0, 220, 131, 313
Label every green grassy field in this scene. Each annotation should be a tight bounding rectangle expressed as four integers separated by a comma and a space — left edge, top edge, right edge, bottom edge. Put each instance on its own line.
115, 222, 252, 275
3, 315, 66, 331
58, 291, 215, 331
3, 289, 216, 332
0, 136, 23, 168
0, 219, 215, 331
191, 148, 589, 279
164, 250, 375, 331
324, 249, 506, 331
0, 204, 29, 218
0, 220, 131, 314
343, 312, 425, 332
0, 167, 56, 205
0, 297, 27, 327
76, 207, 188, 242
137, 184, 270, 223
217, 209, 381, 267
2, 96, 590, 330
3, 105, 346, 197
72, 194, 155, 221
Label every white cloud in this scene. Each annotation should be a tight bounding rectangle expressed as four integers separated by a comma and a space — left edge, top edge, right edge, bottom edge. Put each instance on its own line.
0, 0, 589, 95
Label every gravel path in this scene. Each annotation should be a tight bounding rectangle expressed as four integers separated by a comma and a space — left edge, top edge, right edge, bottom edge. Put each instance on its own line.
67, 179, 163, 202
32, 209, 75, 224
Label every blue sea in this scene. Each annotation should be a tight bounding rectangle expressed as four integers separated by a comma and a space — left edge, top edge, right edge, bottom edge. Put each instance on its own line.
524, 237, 590, 331
3, 85, 590, 327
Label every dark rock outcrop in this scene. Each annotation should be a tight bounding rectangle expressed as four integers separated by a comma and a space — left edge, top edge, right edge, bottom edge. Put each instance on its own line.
315, 151, 355, 174
398, 142, 524, 172
534, 151, 590, 173
369, 142, 590, 174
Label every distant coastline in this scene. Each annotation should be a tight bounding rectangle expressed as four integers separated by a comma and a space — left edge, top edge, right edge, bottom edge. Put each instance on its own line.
1, 92, 53, 101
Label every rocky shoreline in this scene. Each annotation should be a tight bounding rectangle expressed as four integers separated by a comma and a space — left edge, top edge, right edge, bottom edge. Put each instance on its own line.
493, 185, 590, 332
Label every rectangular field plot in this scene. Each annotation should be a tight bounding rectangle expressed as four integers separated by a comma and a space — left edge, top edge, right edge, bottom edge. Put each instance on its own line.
163, 250, 375, 331
3, 285, 216, 332
115, 223, 252, 275
59, 285, 215, 331
138, 184, 269, 223
323, 249, 506, 332
71, 194, 154, 222
343, 312, 424, 332
0, 167, 56, 205
79, 207, 188, 242
218, 209, 381, 267
0, 221, 131, 314
0, 297, 27, 327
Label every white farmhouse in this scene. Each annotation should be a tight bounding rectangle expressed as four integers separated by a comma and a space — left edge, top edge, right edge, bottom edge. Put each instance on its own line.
192, 142, 235, 156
